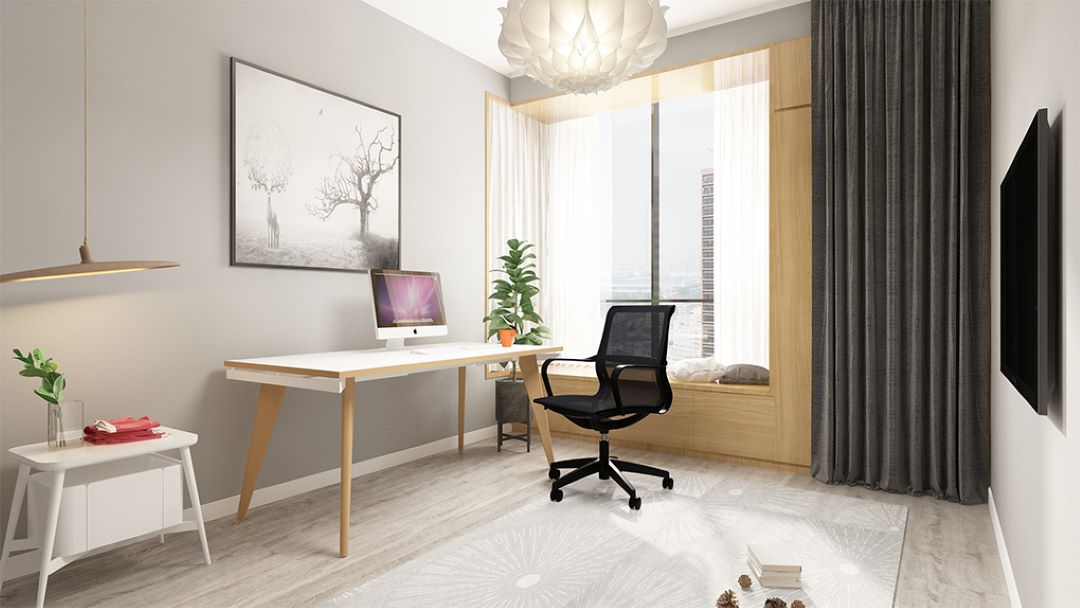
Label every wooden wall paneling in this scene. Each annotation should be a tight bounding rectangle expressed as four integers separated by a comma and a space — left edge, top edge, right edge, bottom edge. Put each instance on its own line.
766, 44, 786, 467
771, 106, 813, 465
770, 37, 812, 111
770, 37, 813, 466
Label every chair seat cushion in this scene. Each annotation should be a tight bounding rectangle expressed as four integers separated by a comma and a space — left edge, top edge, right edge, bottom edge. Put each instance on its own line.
535, 394, 616, 418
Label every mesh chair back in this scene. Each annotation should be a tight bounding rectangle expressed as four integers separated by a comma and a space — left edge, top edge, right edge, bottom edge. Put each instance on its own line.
594, 305, 676, 412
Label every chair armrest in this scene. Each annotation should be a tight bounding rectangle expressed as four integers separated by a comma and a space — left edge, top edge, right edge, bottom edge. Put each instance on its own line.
609, 363, 669, 411
540, 356, 596, 397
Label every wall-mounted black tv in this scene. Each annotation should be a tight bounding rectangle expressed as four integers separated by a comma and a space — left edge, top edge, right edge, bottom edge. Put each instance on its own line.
1000, 108, 1058, 415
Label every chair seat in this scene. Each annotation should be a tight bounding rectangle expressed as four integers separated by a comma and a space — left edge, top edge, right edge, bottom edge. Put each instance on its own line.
535, 394, 617, 418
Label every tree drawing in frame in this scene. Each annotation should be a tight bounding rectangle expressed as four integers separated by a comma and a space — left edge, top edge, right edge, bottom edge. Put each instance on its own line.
231, 59, 400, 272
309, 126, 399, 264
243, 123, 292, 249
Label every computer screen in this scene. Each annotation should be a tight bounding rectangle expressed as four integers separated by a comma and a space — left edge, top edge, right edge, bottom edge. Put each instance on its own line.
370, 269, 446, 329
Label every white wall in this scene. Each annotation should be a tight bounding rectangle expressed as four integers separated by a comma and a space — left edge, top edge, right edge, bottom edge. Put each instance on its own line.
0, 0, 507, 516
990, 0, 1080, 604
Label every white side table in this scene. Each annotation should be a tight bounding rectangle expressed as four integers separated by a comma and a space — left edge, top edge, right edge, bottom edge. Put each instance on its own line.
0, 427, 211, 608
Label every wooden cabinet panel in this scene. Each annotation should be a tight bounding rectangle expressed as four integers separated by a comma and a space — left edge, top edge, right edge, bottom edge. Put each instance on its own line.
771, 106, 813, 466
770, 37, 812, 110
691, 393, 777, 462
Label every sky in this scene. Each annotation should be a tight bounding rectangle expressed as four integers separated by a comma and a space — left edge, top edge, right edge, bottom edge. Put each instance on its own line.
602, 92, 716, 293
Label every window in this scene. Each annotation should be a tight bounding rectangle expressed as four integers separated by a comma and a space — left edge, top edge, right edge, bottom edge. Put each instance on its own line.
593, 69, 769, 364
599, 106, 652, 303
488, 49, 771, 370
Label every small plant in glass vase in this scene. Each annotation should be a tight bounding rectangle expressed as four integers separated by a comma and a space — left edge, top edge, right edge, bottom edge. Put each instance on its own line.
484, 240, 551, 446
13, 348, 80, 448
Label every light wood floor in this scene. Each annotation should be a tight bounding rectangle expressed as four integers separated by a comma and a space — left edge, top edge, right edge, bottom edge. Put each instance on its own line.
0, 436, 1009, 607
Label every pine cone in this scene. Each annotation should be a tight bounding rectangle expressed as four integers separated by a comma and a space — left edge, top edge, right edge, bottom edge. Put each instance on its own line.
790, 601, 805, 608
738, 574, 753, 589
716, 590, 740, 608
764, 598, 787, 608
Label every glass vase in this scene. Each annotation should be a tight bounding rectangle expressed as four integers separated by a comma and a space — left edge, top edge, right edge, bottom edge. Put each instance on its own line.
47, 399, 83, 449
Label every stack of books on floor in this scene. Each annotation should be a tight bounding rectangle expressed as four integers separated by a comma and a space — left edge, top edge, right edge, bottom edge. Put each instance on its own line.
747, 543, 802, 588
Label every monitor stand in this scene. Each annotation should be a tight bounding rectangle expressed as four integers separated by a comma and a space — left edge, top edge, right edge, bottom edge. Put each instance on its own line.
383, 338, 406, 350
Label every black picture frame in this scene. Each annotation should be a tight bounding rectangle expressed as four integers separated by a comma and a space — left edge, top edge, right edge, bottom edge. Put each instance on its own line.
230, 58, 402, 273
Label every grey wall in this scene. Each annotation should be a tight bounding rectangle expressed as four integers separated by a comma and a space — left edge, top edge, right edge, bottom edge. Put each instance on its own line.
990, 0, 1080, 604
0, 0, 507, 518
509, 2, 810, 103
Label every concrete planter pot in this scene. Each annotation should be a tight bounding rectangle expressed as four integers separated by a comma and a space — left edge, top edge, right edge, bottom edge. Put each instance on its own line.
495, 378, 531, 452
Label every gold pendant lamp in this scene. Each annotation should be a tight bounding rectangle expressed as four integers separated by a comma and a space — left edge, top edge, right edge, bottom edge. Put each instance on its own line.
0, 0, 178, 284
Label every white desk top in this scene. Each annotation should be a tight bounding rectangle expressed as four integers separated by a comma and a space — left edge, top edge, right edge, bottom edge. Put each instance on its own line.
224, 342, 562, 379
8, 427, 198, 471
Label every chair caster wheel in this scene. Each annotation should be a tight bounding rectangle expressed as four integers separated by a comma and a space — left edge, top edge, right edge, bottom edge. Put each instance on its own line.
550, 488, 563, 502
548, 467, 561, 481
628, 496, 641, 510
662, 477, 674, 490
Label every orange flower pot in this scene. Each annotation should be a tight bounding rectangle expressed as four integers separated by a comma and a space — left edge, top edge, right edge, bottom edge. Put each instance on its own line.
498, 329, 517, 347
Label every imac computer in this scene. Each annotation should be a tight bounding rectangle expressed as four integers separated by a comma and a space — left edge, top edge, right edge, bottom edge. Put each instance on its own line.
370, 269, 448, 349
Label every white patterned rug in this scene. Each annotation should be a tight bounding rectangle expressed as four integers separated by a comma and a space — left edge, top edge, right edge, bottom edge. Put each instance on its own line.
328, 468, 907, 608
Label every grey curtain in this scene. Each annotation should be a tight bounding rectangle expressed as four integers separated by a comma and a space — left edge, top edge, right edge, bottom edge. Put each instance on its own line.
811, 0, 990, 504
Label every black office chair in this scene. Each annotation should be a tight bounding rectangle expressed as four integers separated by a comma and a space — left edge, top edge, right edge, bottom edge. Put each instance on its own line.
536, 305, 676, 510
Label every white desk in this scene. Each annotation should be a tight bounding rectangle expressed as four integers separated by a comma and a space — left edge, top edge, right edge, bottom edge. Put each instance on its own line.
224, 342, 562, 557
0, 428, 211, 608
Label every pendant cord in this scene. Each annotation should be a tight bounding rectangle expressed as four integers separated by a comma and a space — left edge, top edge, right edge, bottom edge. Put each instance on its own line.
83, 0, 88, 247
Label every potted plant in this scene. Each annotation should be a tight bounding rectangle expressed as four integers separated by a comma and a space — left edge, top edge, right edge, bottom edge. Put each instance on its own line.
13, 348, 80, 448
483, 239, 552, 450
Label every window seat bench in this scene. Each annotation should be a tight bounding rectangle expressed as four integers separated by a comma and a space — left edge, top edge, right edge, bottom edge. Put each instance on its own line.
523, 371, 807, 474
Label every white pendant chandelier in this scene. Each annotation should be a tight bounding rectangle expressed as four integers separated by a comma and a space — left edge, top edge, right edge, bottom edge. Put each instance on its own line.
498, 0, 670, 95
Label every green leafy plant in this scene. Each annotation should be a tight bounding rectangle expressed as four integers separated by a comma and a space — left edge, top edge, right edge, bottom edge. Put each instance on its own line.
484, 239, 552, 379
13, 348, 70, 447
13, 348, 66, 405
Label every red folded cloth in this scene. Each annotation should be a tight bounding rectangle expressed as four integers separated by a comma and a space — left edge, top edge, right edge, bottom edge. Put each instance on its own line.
83, 430, 163, 445
102, 416, 161, 433
83, 416, 164, 445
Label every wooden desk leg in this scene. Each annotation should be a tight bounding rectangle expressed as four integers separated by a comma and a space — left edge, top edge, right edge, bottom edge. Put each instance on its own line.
0, 464, 29, 593
237, 384, 286, 521
181, 447, 212, 566
458, 366, 467, 453
340, 377, 355, 558
519, 355, 554, 464
36, 469, 64, 608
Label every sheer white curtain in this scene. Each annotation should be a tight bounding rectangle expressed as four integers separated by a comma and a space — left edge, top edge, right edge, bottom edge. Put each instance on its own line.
544, 115, 609, 359
487, 99, 547, 293
487, 100, 546, 376
711, 50, 770, 367
488, 98, 608, 360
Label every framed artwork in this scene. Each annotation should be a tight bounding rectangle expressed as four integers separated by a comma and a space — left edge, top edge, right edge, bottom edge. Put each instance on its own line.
231, 58, 401, 272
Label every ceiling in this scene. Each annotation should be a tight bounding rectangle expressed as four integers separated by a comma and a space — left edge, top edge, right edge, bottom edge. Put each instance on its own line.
362, 0, 804, 76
